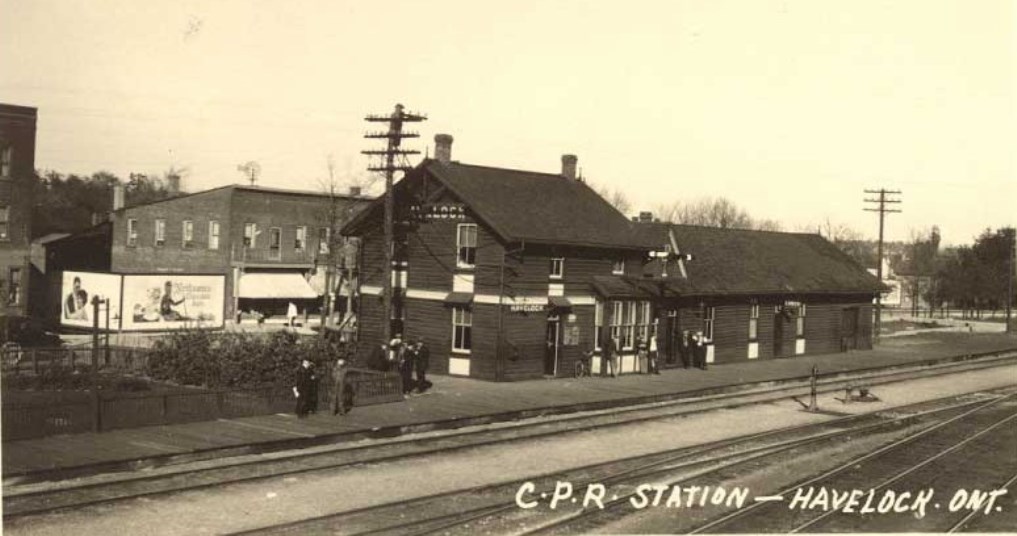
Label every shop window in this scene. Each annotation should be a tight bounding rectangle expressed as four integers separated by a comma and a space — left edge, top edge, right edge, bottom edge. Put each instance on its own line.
0, 205, 9, 240
612, 259, 625, 275
452, 306, 472, 353
208, 221, 220, 250
155, 219, 166, 247
7, 267, 20, 305
295, 226, 306, 251
318, 227, 330, 255
0, 145, 11, 176
796, 304, 807, 337
550, 257, 564, 279
268, 228, 282, 259
457, 224, 477, 268
703, 305, 715, 342
243, 223, 257, 248
182, 220, 194, 249
749, 303, 759, 341
126, 218, 138, 247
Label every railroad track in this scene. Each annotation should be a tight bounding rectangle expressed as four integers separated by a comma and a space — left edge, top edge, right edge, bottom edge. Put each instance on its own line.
686, 392, 1017, 534
221, 389, 1016, 535
5, 352, 1015, 522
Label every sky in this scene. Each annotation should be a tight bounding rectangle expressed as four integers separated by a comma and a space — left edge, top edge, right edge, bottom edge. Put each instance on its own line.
2, 0, 1014, 245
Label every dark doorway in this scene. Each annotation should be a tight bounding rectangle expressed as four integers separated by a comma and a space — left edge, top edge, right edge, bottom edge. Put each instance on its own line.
665, 310, 681, 365
545, 316, 561, 376
841, 307, 860, 351
773, 312, 785, 358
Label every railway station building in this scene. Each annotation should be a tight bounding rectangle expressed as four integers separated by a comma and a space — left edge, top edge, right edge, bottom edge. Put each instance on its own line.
344, 134, 884, 381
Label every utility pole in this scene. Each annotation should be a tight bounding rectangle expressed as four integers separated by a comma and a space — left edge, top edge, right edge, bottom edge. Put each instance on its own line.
363, 104, 426, 347
864, 188, 902, 339
1007, 228, 1015, 334
237, 161, 261, 186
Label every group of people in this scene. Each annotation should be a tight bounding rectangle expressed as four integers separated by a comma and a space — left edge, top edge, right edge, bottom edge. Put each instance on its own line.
598, 329, 709, 377
293, 353, 353, 418
370, 334, 431, 395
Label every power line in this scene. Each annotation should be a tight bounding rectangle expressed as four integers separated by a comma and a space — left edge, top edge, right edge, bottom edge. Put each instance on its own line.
863, 188, 902, 339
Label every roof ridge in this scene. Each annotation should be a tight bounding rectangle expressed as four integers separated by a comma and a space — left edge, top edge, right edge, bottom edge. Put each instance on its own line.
445, 161, 567, 179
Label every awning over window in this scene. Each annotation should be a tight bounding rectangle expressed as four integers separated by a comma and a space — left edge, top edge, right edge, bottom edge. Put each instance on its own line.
238, 272, 319, 299
548, 296, 572, 309
444, 292, 473, 306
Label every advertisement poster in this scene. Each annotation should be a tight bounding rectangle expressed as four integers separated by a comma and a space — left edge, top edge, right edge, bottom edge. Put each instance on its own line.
60, 271, 123, 330
121, 275, 225, 331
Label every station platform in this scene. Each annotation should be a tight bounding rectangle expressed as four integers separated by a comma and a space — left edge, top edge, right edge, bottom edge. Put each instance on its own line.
3, 332, 1016, 483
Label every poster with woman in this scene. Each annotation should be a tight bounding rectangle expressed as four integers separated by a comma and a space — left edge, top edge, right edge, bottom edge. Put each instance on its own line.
60, 271, 123, 330
120, 275, 225, 331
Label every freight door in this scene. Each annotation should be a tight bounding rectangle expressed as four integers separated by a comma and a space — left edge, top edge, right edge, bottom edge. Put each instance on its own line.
841, 307, 859, 351
545, 316, 561, 376
773, 311, 785, 358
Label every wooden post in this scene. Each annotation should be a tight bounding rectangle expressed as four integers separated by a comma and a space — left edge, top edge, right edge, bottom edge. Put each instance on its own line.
91, 296, 102, 432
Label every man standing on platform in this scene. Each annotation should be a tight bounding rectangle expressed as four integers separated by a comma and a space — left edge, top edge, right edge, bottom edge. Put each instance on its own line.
682, 331, 694, 369
400, 340, 416, 395
648, 332, 661, 375
606, 334, 620, 378
414, 339, 431, 393
293, 358, 315, 418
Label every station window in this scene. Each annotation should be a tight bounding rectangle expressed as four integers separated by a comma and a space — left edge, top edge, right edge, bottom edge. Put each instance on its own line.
154, 219, 166, 247
295, 226, 307, 251
126, 219, 138, 247
550, 257, 564, 279
702, 305, 715, 343
452, 307, 472, 353
594, 300, 604, 351
749, 303, 759, 341
182, 220, 194, 249
796, 304, 807, 337
208, 221, 220, 250
243, 223, 257, 248
612, 259, 625, 275
456, 224, 477, 268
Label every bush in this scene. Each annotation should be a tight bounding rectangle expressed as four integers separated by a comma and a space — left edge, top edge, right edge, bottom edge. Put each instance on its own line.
145, 329, 345, 389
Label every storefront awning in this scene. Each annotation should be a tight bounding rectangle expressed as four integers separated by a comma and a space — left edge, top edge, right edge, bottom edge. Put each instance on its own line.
548, 296, 572, 308
444, 292, 474, 306
238, 272, 319, 299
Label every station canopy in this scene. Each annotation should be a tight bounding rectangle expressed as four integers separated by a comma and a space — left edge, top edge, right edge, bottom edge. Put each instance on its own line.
238, 272, 318, 299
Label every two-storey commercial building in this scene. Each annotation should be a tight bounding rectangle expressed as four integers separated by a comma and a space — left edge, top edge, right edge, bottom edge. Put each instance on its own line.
47, 183, 370, 327
344, 134, 883, 381
0, 103, 37, 319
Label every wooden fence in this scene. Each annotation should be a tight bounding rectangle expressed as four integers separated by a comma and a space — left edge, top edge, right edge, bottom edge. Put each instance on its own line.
1, 346, 403, 441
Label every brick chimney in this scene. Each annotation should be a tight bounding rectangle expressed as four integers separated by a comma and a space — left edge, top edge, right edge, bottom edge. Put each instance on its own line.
638, 211, 653, 223
434, 134, 453, 164
561, 154, 578, 180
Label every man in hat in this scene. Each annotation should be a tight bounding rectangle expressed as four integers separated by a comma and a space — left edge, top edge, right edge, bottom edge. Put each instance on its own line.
293, 358, 316, 418
400, 339, 416, 395
414, 339, 431, 393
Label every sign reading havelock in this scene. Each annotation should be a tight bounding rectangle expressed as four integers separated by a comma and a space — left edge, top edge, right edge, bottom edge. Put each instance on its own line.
343, 134, 885, 382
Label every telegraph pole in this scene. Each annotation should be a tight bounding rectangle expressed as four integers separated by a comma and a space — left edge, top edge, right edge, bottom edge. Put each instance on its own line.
864, 188, 902, 339
363, 104, 426, 347
1007, 227, 1015, 334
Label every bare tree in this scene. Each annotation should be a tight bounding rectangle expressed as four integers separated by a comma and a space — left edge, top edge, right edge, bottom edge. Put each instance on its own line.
591, 183, 632, 215
653, 197, 754, 229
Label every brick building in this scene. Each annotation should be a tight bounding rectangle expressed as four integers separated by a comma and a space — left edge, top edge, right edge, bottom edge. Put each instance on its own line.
344, 134, 884, 381
47, 183, 370, 326
0, 103, 37, 319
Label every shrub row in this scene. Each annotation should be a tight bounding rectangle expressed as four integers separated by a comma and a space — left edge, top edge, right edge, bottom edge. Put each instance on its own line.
145, 330, 349, 389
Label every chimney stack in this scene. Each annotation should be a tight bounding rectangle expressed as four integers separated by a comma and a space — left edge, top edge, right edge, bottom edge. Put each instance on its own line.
434, 134, 454, 164
349, 186, 362, 197
561, 154, 578, 180
113, 184, 125, 211
638, 211, 653, 223
167, 174, 181, 194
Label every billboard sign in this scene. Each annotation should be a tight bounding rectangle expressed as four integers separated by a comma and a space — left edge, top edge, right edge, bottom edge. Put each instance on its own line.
121, 275, 226, 331
60, 271, 123, 330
